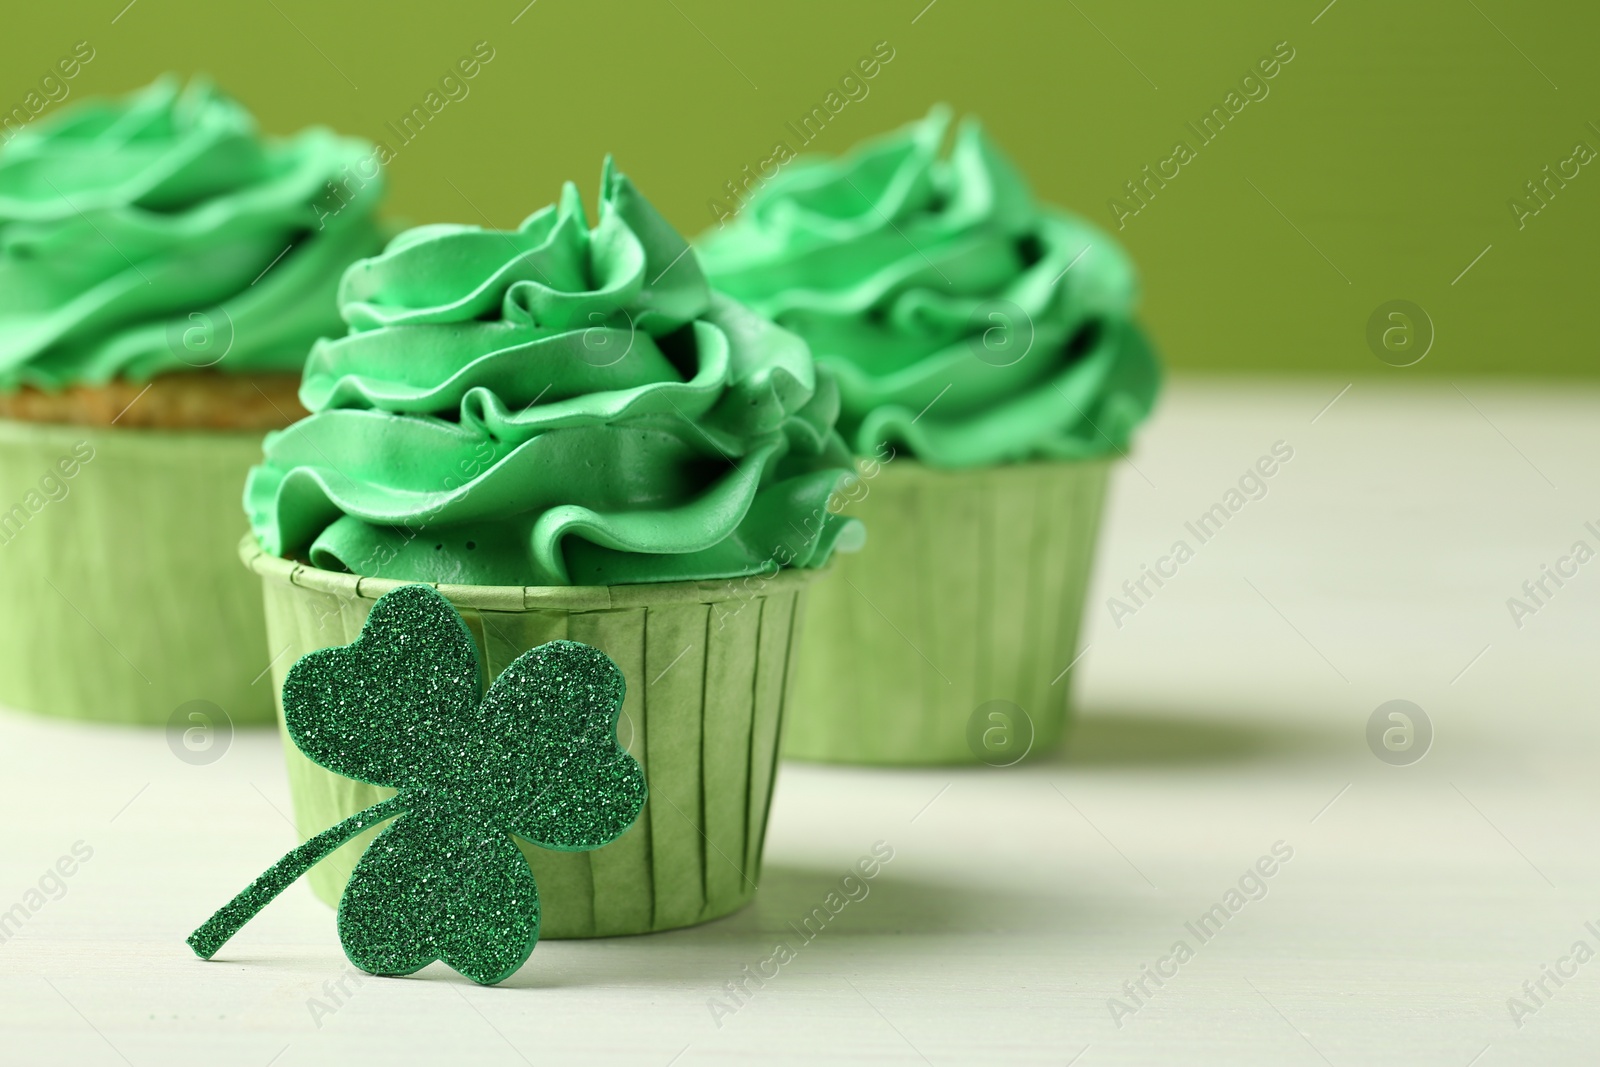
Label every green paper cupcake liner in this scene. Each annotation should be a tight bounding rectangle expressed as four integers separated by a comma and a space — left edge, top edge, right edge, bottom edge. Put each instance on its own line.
241, 538, 816, 938
0, 418, 275, 725
786, 457, 1111, 765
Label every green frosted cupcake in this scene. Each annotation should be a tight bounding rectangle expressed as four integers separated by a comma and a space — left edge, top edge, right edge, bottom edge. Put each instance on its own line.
697, 107, 1161, 764
243, 160, 860, 936
0, 76, 385, 725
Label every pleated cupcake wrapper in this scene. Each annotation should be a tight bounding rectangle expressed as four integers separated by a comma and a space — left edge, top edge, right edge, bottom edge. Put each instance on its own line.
0, 418, 275, 725
242, 539, 816, 939
786, 458, 1111, 765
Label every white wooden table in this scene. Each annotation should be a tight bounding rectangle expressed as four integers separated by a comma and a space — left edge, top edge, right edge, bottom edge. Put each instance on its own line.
2, 378, 1595, 1066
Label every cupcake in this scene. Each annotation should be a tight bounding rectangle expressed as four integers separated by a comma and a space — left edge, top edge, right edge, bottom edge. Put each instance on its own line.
0, 76, 385, 724
243, 160, 860, 936
696, 107, 1161, 764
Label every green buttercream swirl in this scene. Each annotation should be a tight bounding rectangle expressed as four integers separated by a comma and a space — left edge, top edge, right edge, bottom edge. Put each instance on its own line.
0, 76, 385, 389
247, 160, 862, 587
696, 107, 1161, 468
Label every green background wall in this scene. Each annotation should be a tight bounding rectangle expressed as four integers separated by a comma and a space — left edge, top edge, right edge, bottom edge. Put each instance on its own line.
4, 1, 1594, 376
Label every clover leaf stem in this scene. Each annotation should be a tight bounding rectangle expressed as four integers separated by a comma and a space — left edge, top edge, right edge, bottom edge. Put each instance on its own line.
187, 793, 410, 961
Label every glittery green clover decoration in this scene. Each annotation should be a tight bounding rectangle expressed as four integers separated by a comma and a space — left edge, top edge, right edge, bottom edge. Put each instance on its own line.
187, 583, 646, 985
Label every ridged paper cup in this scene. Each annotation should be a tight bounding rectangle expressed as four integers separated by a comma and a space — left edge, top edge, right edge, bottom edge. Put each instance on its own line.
0, 418, 275, 724
241, 538, 816, 938
786, 457, 1111, 765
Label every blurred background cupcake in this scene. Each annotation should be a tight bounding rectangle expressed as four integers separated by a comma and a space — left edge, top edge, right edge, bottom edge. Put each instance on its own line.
0, 75, 385, 724
697, 106, 1160, 765
242, 160, 861, 936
